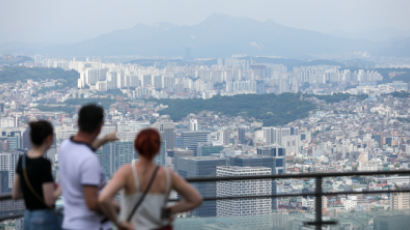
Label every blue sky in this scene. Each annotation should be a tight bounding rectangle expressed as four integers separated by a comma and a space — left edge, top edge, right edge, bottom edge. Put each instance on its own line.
1, 0, 409, 43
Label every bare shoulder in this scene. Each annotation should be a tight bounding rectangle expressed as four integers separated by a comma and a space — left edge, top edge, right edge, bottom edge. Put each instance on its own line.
166, 168, 186, 184
162, 167, 177, 177
162, 166, 174, 173
115, 164, 132, 177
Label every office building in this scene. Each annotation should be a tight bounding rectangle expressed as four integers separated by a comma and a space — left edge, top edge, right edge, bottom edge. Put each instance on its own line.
22, 128, 31, 150
0, 152, 22, 189
98, 141, 136, 178
228, 154, 280, 209
238, 127, 246, 144
117, 121, 149, 141
0, 171, 9, 193
262, 127, 280, 145
257, 145, 286, 174
176, 156, 226, 217
220, 128, 231, 145
169, 148, 194, 169
154, 141, 166, 166
189, 119, 199, 131
1, 131, 22, 151
156, 121, 176, 150
180, 131, 209, 156
197, 144, 224, 156
217, 166, 272, 216
262, 127, 299, 147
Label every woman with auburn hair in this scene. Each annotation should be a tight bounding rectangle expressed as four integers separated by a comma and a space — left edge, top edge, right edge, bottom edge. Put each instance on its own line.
99, 128, 202, 230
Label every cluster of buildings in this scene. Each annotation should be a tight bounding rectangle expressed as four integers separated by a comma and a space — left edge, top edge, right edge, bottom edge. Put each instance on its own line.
32, 57, 396, 99
1, 56, 410, 229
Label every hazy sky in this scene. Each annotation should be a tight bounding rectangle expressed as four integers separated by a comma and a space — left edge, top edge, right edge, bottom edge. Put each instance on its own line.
1, 0, 410, 43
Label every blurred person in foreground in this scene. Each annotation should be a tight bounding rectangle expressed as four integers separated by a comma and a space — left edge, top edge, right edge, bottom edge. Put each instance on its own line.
58, 104, 118, 230
99, 128, 202, 230
12, 120, 62, 230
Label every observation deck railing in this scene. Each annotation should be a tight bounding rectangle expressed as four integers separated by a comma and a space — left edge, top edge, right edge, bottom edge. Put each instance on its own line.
2, 170, 410, 229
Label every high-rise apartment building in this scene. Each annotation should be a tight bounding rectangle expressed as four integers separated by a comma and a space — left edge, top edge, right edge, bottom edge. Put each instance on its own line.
143, 74, 152, 87
154, 75, 163, 89
217, 166, 272, 216
164, 76, 175, 90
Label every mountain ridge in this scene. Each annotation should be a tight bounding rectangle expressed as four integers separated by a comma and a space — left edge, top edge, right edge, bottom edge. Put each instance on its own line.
0, 14, 409, 58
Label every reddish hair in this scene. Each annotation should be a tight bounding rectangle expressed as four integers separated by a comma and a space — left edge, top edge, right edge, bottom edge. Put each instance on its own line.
134, 128, 161, 159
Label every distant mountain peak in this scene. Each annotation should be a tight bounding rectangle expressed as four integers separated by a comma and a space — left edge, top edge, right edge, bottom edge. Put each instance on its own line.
1, 14, 409, 58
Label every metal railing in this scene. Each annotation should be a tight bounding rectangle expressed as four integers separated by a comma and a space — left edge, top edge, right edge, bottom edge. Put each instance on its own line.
2, 170, 410, 229
0, 193, 12, 201
171, 170, 410, 230
0, 193, 24, 222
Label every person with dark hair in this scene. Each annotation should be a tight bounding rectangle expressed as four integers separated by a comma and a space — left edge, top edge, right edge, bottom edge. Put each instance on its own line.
78, 103, 105, 133
99, 128, 202, 230
58, 104, 119, 230
12, 120, 62, 230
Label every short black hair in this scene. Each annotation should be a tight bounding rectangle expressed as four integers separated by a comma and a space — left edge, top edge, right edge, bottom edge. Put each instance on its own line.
78, 104, 104, 133
29, 120, 53, 146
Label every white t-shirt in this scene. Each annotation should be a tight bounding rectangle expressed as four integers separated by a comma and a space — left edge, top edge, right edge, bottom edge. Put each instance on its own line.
58, 138, 109, 230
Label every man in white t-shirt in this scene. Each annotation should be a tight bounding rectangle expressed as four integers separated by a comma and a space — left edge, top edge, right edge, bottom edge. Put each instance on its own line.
58, 104, 118, 230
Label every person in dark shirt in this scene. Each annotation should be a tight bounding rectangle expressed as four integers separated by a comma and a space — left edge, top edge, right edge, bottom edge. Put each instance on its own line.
12, 120, 62, 230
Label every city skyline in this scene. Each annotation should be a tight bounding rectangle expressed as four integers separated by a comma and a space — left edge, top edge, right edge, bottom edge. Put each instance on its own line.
0, 53, 409, 229
0, 1, 409, 227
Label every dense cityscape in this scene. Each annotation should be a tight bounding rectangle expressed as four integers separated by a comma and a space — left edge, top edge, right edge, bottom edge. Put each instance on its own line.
0, 54, 409, 229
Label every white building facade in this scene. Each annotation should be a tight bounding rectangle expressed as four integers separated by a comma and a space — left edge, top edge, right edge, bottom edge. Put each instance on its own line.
217, 166, 272, 216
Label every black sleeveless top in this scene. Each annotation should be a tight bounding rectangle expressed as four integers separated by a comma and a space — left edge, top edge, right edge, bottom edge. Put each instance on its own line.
15, 155, 54, 210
